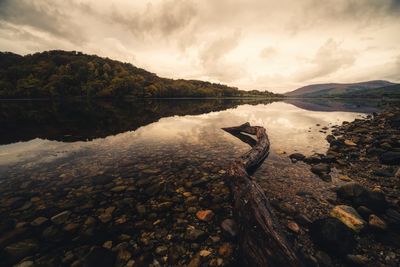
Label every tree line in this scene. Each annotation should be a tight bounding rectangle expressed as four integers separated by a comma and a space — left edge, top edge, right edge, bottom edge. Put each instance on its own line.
0, 50, 282, 98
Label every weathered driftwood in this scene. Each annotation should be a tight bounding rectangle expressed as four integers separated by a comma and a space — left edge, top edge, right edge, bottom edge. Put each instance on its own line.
223, 123, 304, 267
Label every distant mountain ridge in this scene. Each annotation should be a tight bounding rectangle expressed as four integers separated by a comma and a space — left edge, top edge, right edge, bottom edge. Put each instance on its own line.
285, 80, 400, 98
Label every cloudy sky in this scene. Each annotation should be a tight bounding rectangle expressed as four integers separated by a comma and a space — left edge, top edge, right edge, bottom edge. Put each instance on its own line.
0, 0, 399, 92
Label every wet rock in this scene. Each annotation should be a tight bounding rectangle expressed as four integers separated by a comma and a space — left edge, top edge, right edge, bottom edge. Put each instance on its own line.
136, 205, 146, 215
199, 250, 212, 257
310, 218, 356, 255
103, 241, 113, 249
344, 140, 357, 146
294, 214, 312, 226
188, 253, 201, 267
5, 197, 26, 209
274, 201, 297, 215
85, 247, 116, 267
385, 208, 400, 229
0, 218, 16, 235
92, 176, 113, 185
51, 211, 71, 225
221, 219, 238, 239
353, 189, 388, 213
14, 261, 34, 267
366, 147, 385, 157
155, 245, 168, 255
142, 168, 161, 174
31, 217, 48, 227
326, 135, 336, 144
346, 254, 369, 266
145, 182, 164, 196
330, 205, 366, 232
336, 182, 365, 199
289, 153, 305, 162
168, 245, 186, 264
42, 225, 60, 240
185, 228, 207, 242
4, 239, 39, 264
320, 174, 332, 182
110, 186, 127, 192
338, 175, 352, 182
64, 223, 79, 232
98, 214, 112, 224
356, 206, 373, 219
196, 210, 214, 222
304, 155, 322, 164
395, 168, 400, 178
379, 151, 400, 165
117, 249, 132, 262
368, 214, 387, 230
373, 169, 393, 177
84, 217, 96, 226
218, 243, 234, 258
287, 221, 300, 233
311, 163, 330, 175
321, 155, 337, 163
315, 250, 333, 267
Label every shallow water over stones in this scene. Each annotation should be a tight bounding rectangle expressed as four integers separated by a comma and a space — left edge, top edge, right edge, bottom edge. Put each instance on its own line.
0, 99, 376, 266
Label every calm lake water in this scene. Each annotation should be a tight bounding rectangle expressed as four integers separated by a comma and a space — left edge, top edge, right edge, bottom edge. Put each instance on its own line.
0, 98, 384, 174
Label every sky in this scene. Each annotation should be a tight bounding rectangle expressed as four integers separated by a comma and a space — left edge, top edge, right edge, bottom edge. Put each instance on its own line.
0, 0, 399, 93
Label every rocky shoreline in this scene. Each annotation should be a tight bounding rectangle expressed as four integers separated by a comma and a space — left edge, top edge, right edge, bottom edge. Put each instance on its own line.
287, 107, 400, 266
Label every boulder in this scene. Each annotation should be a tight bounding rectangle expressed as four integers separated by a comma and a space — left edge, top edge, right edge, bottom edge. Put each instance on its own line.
310, 218, 356, 255
330, 205, 366, 232
353, 190, 387, 213
336, 183, 366, 200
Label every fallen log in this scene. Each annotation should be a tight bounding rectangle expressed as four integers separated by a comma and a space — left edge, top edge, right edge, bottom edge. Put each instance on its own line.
223, 122, 304, 267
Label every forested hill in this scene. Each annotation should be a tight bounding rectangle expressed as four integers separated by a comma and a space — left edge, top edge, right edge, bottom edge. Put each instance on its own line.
0, 50, 280, 98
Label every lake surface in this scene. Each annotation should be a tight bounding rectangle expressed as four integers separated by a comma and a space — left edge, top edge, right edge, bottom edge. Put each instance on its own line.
0, 98, 384, 174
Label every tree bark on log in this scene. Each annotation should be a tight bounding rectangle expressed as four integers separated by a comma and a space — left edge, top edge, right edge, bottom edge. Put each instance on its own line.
223, 123, 304, 267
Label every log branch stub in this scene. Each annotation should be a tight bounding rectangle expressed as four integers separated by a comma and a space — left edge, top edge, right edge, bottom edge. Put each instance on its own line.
223, 122, 304, 267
